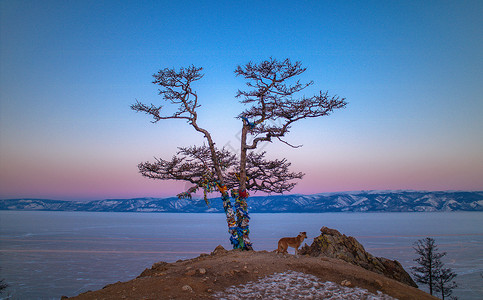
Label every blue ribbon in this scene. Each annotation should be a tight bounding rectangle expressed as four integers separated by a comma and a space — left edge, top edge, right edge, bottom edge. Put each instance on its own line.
241, 116, 257, 129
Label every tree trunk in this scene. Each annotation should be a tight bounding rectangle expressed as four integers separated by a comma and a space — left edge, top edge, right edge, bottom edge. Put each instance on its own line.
193, 125, 243, 249
236, 124, 252, 250
239, 124, 249, 191
221, 191, 239, 248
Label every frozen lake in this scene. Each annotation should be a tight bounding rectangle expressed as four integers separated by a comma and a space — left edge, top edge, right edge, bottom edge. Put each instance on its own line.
0, 211, 482, 299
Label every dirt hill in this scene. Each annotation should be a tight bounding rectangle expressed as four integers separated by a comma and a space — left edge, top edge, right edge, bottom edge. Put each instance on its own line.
67, 246, 436, 300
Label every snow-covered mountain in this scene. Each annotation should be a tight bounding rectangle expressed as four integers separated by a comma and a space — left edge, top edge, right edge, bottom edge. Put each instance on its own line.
1, 191, 482, 213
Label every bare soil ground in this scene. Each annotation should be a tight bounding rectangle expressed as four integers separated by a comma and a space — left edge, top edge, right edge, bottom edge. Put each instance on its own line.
67, 246, 437, 300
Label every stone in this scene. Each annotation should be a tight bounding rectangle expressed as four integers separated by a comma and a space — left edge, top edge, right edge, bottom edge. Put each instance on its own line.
182, 285, 193, 292
211, 245, 228, 255
229, 269, 240, 276
341, 280, 352, 287
152, 261, 168, 269
198, 268, 207, 275
375, 279, 384, 289
185, 269, 196, 276
138, 261, 169, 278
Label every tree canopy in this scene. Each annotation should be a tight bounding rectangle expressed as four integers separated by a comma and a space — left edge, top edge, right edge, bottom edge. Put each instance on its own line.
133, 58, 347, 249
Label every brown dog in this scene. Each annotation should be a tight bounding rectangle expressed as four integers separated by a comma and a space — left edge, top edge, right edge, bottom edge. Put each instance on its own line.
276, 232, 307, 255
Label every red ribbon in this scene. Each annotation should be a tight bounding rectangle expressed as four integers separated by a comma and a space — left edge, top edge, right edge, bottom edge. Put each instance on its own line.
239, 189, 248, 198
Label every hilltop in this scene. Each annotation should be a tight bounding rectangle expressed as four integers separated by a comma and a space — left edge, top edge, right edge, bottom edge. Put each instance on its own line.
66, 247, 436, 300
66, 227, 437, 299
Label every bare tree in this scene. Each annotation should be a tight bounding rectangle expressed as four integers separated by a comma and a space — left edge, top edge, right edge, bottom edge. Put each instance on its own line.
411, 238, 444, 295
133, 58, 347, 250
411, 237, 458, 298
233, 58, 347, 248
434, 267, 457, 300
132, 66, 242, 247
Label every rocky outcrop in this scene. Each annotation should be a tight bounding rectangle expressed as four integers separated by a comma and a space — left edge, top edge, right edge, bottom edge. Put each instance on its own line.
299, 227, 417, 287
211, 244, 228, 255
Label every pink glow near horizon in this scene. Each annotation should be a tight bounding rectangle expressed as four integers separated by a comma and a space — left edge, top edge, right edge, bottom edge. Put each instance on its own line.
1, 152, 481, 200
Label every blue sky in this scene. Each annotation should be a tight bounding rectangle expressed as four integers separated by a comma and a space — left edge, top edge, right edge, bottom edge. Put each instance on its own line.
1, 0, 482, 200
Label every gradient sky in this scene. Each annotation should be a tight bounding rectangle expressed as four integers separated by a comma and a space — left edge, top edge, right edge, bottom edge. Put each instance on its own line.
1, 0, 482, 200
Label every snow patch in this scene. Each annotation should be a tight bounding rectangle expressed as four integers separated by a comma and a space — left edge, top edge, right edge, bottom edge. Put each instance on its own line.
136, 208, 165, 212
334, 196, 351, 207
351, 197, 367, 206
213, 270, 395, 299
24, 203, 44, 210
99, 200, 121, 206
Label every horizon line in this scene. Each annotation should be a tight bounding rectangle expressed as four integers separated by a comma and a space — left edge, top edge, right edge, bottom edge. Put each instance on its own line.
1, 189, 482, 202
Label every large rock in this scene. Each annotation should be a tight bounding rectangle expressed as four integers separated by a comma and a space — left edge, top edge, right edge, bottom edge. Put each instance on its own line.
299, 227, 417, 287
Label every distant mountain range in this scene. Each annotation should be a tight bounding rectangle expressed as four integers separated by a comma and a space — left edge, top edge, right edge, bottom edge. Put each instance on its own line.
1, 191, 482, 213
